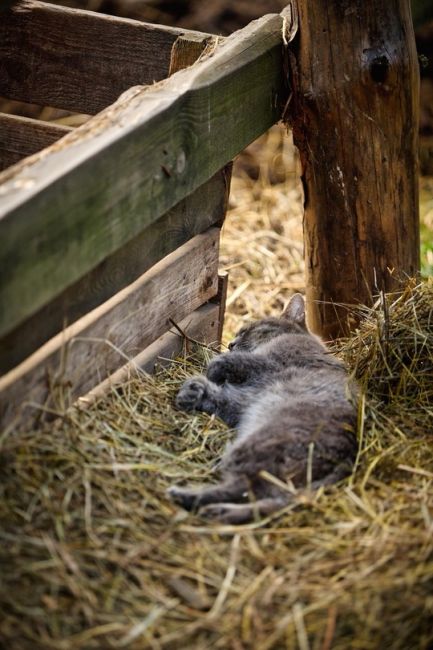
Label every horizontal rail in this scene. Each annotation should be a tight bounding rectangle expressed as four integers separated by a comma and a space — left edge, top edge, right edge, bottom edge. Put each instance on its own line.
0, 167, 230, 374
0, 12, 293, 340
0, 112, 72, 171
0, 0, 213, 114
0, 230, 219, 430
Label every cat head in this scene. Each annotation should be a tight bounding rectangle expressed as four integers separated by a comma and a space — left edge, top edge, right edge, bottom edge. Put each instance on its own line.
228, 294, 308, 352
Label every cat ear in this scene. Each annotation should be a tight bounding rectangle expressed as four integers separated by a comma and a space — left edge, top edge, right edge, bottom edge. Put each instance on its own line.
282, 293, 306, 326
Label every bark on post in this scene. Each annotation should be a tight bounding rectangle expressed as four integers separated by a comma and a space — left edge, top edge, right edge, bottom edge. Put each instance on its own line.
290, 0, 420, 338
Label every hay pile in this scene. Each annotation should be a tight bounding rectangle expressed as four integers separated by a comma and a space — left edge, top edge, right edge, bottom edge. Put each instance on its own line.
1, 130, 433, 649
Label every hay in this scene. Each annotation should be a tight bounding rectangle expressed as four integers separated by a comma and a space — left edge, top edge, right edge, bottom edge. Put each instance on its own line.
1, 129, 433, 649
220, 127, 304, 341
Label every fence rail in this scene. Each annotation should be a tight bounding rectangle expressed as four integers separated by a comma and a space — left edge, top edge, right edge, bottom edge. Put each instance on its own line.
0, 0, 213, 114
0, 9, 291, 340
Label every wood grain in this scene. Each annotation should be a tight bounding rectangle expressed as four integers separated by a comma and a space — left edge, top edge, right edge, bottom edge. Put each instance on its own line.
0, 12, 291, 339
0, 167, 230, 374
0, 0, 211, 114
0, 230, 219, 430
0, 112, 72, 171
169, 33, 216, 76
290, 0, 419, 338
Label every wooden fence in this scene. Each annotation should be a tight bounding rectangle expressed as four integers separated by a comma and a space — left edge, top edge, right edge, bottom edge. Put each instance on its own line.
0, 0, 296, 429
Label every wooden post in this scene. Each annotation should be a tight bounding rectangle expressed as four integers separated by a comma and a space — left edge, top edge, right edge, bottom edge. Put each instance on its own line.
289, 0, 420, 338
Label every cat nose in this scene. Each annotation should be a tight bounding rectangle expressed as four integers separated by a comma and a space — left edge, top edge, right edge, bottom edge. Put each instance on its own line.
228, 340, 235, 350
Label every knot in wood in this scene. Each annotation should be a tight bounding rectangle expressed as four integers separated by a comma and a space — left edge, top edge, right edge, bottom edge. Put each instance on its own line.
370, 55, 390, 84
362, 48, 397, 93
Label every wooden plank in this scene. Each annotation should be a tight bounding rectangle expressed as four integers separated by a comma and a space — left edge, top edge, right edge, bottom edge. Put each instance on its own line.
0, 13, 291, 340
0, 0, 213, 114
0, 230, 219, 431
0, 112, 72, 171
0, 167, 230, 374
78, 302, 221, 409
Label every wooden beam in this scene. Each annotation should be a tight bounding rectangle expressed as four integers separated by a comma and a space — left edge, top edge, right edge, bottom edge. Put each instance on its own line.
289, 0, 419, 338
0, 230, 219, 431
0, 13, 292, 339
0, 0, 213, 115
0, 167, 230, 374
0, 112, 72, 171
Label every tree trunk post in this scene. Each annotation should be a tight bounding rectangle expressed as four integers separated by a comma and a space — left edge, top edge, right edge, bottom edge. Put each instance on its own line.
289, 0, 420, 338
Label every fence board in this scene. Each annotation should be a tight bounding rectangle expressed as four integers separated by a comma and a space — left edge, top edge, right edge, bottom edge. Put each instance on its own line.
0, 167, 230, 374
0, 230, 219, 430
0, 0, 212, 114
0, 113, 72, 171
78, 301, 221, 408
0, 12, 291, 339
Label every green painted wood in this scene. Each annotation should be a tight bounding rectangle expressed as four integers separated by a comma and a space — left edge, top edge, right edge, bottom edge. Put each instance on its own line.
0, 12, 291, 340
0, 167, 230, 374
0, 0, 212, 114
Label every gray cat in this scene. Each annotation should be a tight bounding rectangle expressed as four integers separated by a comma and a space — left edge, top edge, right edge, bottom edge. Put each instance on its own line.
168, 294, 358, 524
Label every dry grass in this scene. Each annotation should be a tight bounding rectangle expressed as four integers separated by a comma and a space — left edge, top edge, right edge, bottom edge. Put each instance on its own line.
1, 128, 433, 649
220, 128, 304, 340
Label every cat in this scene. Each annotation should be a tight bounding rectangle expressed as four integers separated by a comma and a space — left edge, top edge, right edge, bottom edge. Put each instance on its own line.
168, 294, 358, 525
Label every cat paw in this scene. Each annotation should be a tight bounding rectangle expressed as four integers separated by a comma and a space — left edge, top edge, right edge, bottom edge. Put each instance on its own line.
175, 377, 207, 412
167, 485, 199, 511
207, 355, 246, 384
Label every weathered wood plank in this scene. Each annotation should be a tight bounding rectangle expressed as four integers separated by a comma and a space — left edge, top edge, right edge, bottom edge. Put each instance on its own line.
78, 302, 221, 409
0, 167, 231, 374
0, 230, 219, 431
0, 112, 72, 171
0, 13, 291, 339
0, 0, 212, 114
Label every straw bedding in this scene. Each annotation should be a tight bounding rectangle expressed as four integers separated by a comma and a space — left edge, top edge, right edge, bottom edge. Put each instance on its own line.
1, 129, 432, 649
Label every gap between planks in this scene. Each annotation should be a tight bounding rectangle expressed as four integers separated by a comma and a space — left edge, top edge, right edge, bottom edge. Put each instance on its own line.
0, 112, 72, 171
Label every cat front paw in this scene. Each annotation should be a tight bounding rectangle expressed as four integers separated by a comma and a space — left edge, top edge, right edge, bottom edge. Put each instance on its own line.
175, 377, 207, 412
207, 355, 246, 385
167, 485, 200, 511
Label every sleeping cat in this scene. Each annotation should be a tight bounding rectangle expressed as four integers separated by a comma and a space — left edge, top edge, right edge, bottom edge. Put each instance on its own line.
168, 294, 358, 524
